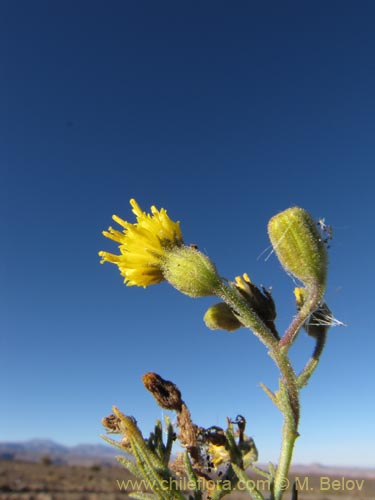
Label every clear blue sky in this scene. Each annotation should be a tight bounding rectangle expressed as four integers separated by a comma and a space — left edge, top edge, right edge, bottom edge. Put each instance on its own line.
1, 2, 374, 468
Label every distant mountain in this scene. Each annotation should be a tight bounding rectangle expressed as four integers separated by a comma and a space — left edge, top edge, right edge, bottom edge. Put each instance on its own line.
1, 440, 374, 477
288, 462, 375, 479
0, 439, 119, 466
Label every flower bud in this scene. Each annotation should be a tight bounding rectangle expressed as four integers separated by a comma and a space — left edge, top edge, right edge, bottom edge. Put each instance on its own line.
162, 246, 221, 297
268, 207, 328, 295
204, 302, 242, 332
234, 273, 278, 338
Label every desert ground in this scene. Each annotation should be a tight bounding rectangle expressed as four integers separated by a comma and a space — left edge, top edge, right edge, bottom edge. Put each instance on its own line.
0, 459, 374, 500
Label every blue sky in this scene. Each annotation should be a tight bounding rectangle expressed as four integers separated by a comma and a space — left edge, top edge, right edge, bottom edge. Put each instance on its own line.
1, 2, 375, 467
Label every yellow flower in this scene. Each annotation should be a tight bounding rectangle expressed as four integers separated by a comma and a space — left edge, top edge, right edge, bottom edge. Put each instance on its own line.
234, 272, 252, 291
233, 273, 278, 338
207, 443, 230, 468
99, 199, 183, 287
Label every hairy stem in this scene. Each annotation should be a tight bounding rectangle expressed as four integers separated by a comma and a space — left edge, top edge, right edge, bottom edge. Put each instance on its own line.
271, 350, 300, 427
297, 332, 327, 389
279, 287, 322, 348
273, 414, 299, 500
215, 281, 278, 350
270, 350, 299, 500
217, 280, 326, 500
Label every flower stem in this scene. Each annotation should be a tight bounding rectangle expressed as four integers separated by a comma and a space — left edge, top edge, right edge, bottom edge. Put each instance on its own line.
270, 285, 326, 499
215, 281, 278, 350
279, 287, 321, 348
217, 279, 300, 500
271, 350, 300, 427
273, 413, 299, 500
269, 350, 299, 500
217, 279, 327, 500
297, 332, 327, 389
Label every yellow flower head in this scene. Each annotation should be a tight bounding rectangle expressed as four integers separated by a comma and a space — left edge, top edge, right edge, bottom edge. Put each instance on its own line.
207, 443, 230, 468
99, 199, 183, 287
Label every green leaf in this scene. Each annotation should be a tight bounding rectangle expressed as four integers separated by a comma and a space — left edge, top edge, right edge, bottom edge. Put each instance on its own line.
231, 463, 265, 500
163, 416, 175, 465
116, 456, 144, 478
183, 451, 202, 500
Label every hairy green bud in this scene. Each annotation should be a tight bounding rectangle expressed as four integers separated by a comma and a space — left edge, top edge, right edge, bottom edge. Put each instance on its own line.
268, 207, 328, 295
162, 246, 221, 297
204, 302, 242, 331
